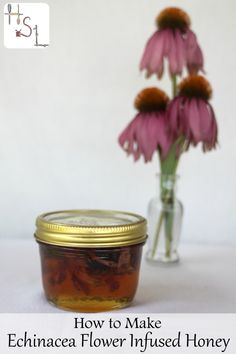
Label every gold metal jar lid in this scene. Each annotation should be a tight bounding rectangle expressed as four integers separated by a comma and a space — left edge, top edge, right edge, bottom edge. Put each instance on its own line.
35, 210, 147, 248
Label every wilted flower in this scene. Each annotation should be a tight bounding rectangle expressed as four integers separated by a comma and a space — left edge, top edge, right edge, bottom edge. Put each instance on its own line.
140, 7, 204, 78
167, 75, 218, 151
118, 88, 172, 162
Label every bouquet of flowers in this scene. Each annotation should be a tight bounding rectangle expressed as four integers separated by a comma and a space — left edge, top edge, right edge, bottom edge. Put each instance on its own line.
118, 7, 218, 263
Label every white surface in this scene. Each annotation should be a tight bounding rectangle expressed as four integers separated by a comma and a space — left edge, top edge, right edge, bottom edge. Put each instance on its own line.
0, 239, 235, 313
0, 0, 235, 244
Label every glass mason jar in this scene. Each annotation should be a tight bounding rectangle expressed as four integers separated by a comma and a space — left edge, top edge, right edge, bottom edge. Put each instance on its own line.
34, 210, 147, 312
146, 174, 183, 264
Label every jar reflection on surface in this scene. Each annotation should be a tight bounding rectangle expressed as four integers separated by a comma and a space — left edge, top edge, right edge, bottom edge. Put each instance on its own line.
39, 242, 143, 312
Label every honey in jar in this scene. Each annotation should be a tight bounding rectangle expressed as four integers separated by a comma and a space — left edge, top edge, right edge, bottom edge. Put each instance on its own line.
35, 210, 147, 312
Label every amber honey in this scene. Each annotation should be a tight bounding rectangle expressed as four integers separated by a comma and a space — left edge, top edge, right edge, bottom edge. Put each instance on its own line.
35, 210, 147, 312
39, 243, 143, 312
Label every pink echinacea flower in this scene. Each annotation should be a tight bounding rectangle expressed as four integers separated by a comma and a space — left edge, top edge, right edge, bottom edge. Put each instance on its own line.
140, 7, 204, 78
167, 75, 218, 151
119, 88, 172, 162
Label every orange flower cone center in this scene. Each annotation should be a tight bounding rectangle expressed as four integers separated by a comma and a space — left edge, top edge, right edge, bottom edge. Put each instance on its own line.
135, 88, 169, 112
157, 7, 191, 32
178, 76, 212, 100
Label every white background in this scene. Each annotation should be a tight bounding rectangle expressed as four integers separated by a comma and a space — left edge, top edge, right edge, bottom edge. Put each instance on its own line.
0, 0, 235, 245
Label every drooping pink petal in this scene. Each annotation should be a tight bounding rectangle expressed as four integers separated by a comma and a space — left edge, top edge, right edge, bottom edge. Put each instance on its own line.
118, 111, 173, 162
182, 99, 192, 141
140, 31, 167, 78
187, 99, 202, 143
185, 29, 204, 74
119, 115, 141, 156
167, 30, 179, 75
140, 34, 155, 70
118, 122, 132, 151
140, 26, 204, 78
163, 29, 171, 55
167, 96, 184, 137
148, 32, 165, 74
141, 115, 158, 161
147, 113, 172, 159
135, 116, 150, 161
207, 104, 218, 147
140, 33, 160, 72
157, 116, 172, 158
131, 114, 144, 157
166, 29, 186, 76
175, 29, 187, 74
198, 99, 213, 138
167, 95, 218, 151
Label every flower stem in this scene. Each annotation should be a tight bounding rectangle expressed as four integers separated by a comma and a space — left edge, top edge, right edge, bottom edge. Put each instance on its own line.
164, 209, 174, 258
172, 74, 177, 98
151, 210, 164, 258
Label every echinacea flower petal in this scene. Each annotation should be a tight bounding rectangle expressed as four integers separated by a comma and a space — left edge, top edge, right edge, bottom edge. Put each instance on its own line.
167, 96, 184, 136
119, 111, 172, 162
185, 29, 204, 74
140, 31, 166, 78
167, 30, 179, 75
182, 99, 192, 140
138, 115, 155, 161
199, 102, 218, 149
119, 115, 140, 156
167, 97, 217, 150
157, 117, 173, 158
175, 29, 187, 73
198, 99, 213, 138
148, 33, 165, 75
209, 106, 218, 146
187, 99, 202, 143
140, 33, 159, 72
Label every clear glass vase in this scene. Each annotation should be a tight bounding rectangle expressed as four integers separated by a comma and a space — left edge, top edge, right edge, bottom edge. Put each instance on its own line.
146, 174, 183, 264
